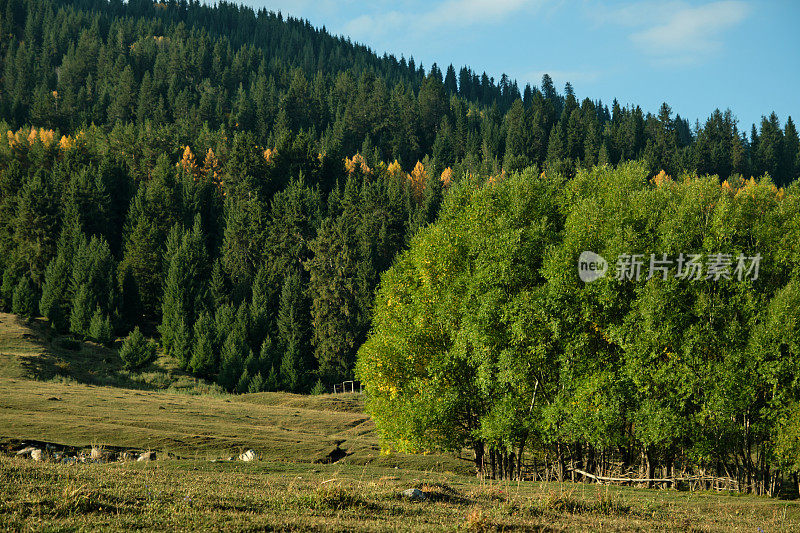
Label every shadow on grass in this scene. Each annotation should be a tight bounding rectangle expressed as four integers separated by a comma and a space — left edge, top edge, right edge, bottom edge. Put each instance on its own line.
8, 314, 207, 393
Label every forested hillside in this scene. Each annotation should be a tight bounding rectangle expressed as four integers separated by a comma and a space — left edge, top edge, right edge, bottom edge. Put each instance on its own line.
0, 0, 798, 394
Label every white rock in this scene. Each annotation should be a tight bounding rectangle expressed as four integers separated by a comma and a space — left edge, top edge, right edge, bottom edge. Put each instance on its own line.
239, 449, 258, 462
137, 451, 155, 462
402, 488, 427, 501
15, 446, 36, 456
30, 449, 43, 461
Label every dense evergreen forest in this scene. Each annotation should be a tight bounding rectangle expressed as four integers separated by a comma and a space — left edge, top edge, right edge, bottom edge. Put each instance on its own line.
0, 0, 798, 400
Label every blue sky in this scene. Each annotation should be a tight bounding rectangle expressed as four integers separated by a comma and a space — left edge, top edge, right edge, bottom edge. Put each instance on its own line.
235, 0, 798, 130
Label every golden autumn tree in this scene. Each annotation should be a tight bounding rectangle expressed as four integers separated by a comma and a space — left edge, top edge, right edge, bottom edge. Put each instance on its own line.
179, 146, 199, 180
202, 148, 223, 192
408, 161, 428, 200
440, 167, 453, 188
651, 169, 672, 188
387, 160, 404, 177
59, 135, 75, 151
7, 129, 25, 148
345, 153, 371, 176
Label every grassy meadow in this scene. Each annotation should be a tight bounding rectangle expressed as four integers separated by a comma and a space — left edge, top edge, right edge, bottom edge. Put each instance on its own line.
4, 456, 800, 531
2, 312, 800, 531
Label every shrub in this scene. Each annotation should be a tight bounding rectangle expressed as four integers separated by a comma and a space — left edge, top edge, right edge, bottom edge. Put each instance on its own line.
119, 327, 156, 369
311, 379, 327, 395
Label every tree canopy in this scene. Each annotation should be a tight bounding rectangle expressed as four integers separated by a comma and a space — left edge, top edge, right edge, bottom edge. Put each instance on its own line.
358, 163, 800, 492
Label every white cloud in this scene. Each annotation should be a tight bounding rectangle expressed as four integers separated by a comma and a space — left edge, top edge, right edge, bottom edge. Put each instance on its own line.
343, 0, 547, 43
421, 0, 535, 27
590, 1, 749, 66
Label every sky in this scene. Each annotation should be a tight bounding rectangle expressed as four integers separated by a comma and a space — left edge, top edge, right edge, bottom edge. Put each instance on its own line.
232, 0, 798, 130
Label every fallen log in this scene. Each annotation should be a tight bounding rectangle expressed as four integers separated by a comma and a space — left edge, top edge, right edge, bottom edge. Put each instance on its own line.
570, 468, 674, 484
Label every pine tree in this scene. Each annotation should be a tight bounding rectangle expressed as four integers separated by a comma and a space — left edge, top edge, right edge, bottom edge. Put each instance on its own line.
218, 329, 246, 392
248, 371, 264, 393
189, 312, 216, 377
276, 269, 312, 391
70, 285, 93, 336
160, 218, 208, 357
236, 367, 250, 394
62, 167, 112, 245
311, 379, 326, 395
1, 265, 22, 312
444, 64, 458, 95
209, 258, 231, 309
13, 171, 58, 284
756, 113, 784, 180
418, 72, 448, 150
88, 306, 112, 345
249, 265, 272, 351
12, 276, 37, 318
107, 65, 135, 123
258, 336, 277, 370
546, 122, 566, 164
172, 318, 193, 369
221, 194, 268, 300
783, 117, 800, 184
66, 234, 117, 337
119, 156, 182, 319
39, 251, 71, 330
264, 365, 280, 392
136, 71, 156, 124
280, 338, 304, 392
119, 326, 156, 370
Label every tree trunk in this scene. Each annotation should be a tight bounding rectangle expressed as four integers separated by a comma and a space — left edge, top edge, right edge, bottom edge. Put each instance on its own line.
645, 449, 655, 489
473, 442, 485, 478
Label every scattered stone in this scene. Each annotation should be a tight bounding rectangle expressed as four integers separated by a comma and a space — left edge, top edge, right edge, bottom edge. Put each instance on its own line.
15, 446, 36, 457
30, 448, 44, 461
239, 449, 258, 462
402, 488, 427, 501
90, 447, 105, 461
119, 451, 136, 462
137, 451, 155, 462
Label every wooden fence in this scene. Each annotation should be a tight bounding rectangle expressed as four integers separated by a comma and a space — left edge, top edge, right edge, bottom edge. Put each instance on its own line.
332, 380, 362, 394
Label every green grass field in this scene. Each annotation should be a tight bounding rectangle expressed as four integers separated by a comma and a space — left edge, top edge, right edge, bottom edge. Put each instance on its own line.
2, 312, 800, 531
